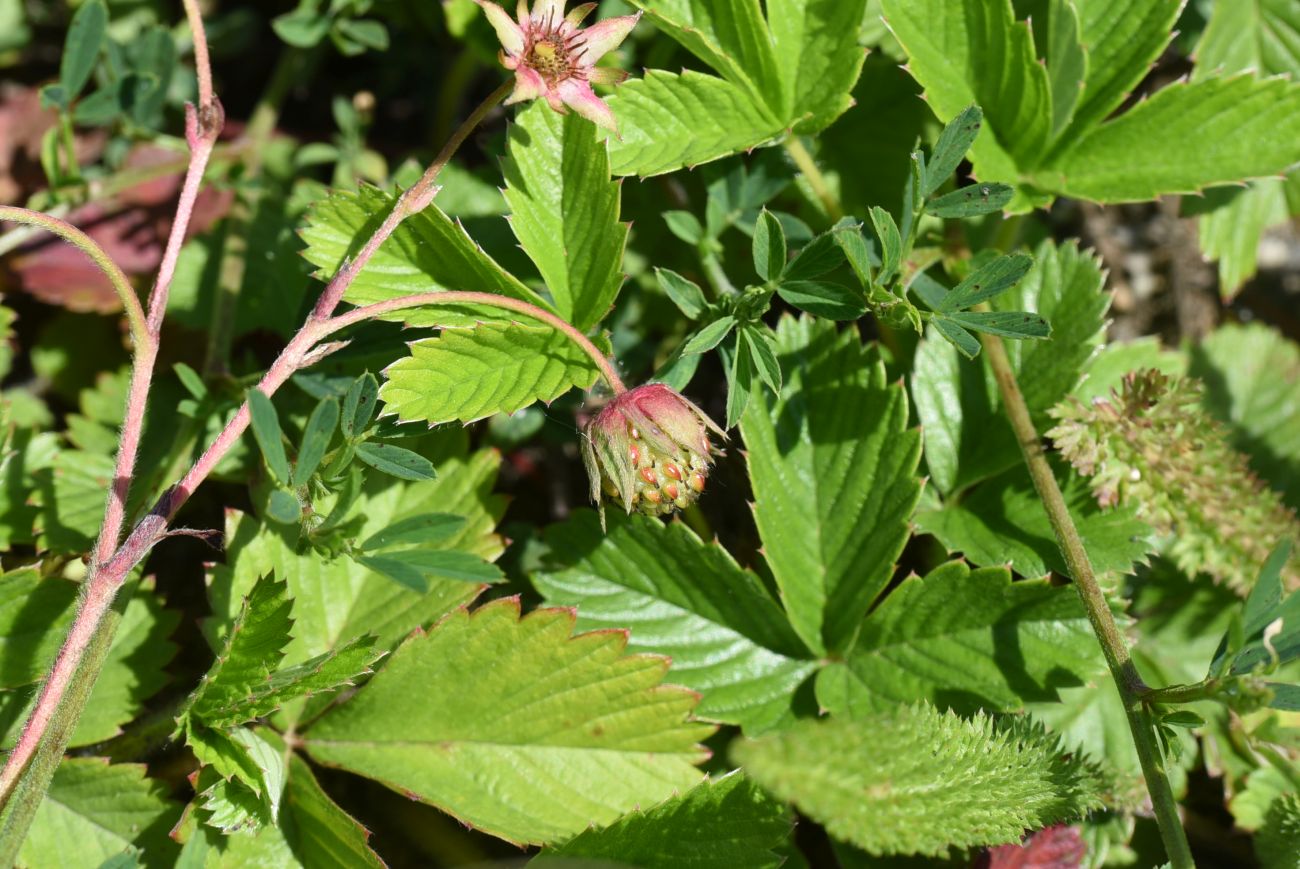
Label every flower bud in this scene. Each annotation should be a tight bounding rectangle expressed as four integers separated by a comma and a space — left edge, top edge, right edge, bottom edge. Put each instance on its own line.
581, 383, 724, 521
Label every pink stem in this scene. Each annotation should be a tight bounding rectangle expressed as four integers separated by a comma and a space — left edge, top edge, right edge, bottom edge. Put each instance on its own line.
319, 291, 627, 394
0, 0, 224, 808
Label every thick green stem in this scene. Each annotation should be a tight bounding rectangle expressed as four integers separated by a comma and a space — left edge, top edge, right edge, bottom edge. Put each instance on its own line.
784, 137, 843, 222
980, 331, 1195, 868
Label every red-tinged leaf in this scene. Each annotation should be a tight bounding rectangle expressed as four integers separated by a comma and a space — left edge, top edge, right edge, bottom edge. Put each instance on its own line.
977, 825, 1087, 869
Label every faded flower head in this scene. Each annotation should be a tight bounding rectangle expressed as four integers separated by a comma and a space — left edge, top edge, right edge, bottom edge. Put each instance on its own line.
474, 0, 639, 132
582, 384, 725, 520
1049, 369, 1300, 592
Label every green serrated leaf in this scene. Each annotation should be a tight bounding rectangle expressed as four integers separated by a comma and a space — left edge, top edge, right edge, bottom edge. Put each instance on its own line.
248, 390, 291, 485
817, 561, 1104, 716
767, 0, 869, 133
607, 70, 782, 177
298, 186, 551, 326
35, 449, 114, 554
882, 0, 1053, 195
683, 316, 738, 355
927, 182, 1015, 218
655, 268, 708, 320
913, 241, 1109, 493
534, 772, 792, 868
354, 442, 436, 481
1041, 0, 1088, 136
503, 102, 627, 331
923, 104, 983, 196
733, 703, 1107, 857
628, 0, 782, 112
534, 510, 814, 733
0, 568, 77, 689
188, 575, 294, 722
1062, 0, 1182, 142
1037, 75, 1300, 202
741, 315, 922, 655
944, 310, 1051, 340
752, 209, 786, 281
21, 759, 180, 868
938, 253, 1033, 312
380, 323, 599, 425
60, 0, 107, 98
916, 462, 1153, 579
341, 373, 379, 439
292, 398, 339, 487
1258, 792, 1300, 869
304, 599, 712, 845
205, 434, 504, 724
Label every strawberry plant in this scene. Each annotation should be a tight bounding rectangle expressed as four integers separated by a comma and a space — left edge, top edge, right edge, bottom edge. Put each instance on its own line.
0, 0, 1298, 866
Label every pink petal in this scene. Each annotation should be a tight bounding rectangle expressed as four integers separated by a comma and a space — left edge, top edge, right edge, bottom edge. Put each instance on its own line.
507, 66, 548, 105
530, 0, 565, 28
572, 14, 640, 68
557, 78, 617, 132
474, 0, 525, 55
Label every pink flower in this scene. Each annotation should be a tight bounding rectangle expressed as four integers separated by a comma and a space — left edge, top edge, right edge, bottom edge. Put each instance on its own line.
581, 384, 725, 520
474, 0, 640, 132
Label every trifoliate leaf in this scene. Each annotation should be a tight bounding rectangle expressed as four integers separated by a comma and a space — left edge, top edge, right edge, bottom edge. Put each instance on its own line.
379, 323, 600, 425
303, 599, 713, 846
817, 561, 1104, 716
733, 704, 1107, 857
534, 510, 815, 733
741, 315, 922, 655
534, 772, 791, 868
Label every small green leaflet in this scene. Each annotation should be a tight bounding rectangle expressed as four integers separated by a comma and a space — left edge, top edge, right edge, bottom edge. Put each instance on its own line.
937, 254, 1034, 312
928, 183, 1015, 218
752, 209, 787, 281
248, 389, 290, 485
683, 316, 737, 355
354, 442, 435, 481
656, 268, 707, 320
379, 323, 600, 425
923, 104, 983, 195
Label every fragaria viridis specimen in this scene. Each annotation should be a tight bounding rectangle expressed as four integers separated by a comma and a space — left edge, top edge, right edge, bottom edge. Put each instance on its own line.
474, 0, 640, 132
582, 384, 725, 521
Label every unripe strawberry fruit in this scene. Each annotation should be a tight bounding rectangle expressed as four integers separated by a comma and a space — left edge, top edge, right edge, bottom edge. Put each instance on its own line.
581, 383, 724, 521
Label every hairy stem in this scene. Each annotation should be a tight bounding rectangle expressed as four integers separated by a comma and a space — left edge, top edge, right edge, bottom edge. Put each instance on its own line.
784, 137, 843, 222
980, 332, 1195, 868
0, 78, 520, 842
1142, 680, 1222, 705
318, 291, 627, 394
0, 0, 225, 843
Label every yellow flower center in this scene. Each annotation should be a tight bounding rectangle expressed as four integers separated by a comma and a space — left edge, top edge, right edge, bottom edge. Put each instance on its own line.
530, 38, 569, 81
